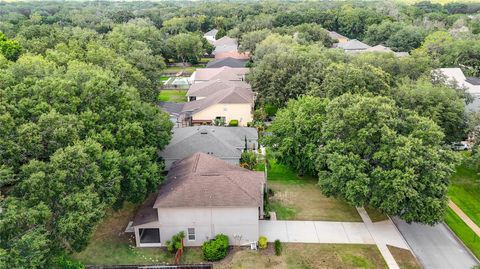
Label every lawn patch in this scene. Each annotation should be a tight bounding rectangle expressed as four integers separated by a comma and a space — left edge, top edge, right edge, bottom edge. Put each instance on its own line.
365, 206, 389, 222
259, 159, 362, 221
158, 90, 187, 103
444, 207, 480, 260
387, 245, 421, 269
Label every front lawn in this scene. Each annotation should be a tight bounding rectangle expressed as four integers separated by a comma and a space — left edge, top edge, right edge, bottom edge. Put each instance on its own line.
387, 245, 421, 269
257, 159, 362, 222
448, 152, 480, 227
215, 244, 387, 269
444, 207, 480, 259
72, 203, 203, 265
158, 90, 187, 103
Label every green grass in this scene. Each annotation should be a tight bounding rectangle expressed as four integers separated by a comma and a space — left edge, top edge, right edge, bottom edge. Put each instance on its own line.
257, 158, 362, 222
449, 154, 480, 228
158, 90, 187, 103
162, 65, 201, 74
72, 204, 203, 265
444, 207, 480, 260
365, 206, 389, 222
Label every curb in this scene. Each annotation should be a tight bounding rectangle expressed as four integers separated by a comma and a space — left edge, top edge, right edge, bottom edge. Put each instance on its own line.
389, 216, 424, 268
442, 222, 480, 265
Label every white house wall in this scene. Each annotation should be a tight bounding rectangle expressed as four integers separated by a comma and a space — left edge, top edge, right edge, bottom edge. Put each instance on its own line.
192, 103, 253, 126
156, 207, 259, 247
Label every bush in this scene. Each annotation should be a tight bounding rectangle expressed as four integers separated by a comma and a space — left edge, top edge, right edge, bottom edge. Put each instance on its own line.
240, 150, 257, 170
56, 254, 85, 269
258, 236, 267, 249
202, 234, 229, 261
166, 231, 185, 253
228, 119, 239, 126
274, 240, 282, 256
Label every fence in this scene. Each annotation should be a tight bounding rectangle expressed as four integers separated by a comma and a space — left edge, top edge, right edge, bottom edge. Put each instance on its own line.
87, 264, 213, 269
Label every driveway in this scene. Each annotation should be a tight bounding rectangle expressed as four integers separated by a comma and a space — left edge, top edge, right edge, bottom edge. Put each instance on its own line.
392, 217, 479, 269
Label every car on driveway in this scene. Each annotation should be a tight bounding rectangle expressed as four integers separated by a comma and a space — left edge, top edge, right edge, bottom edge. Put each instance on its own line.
452, 142, 470, 151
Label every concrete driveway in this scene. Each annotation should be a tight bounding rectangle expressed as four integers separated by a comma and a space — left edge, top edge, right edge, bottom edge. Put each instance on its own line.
392, 217, 479, 269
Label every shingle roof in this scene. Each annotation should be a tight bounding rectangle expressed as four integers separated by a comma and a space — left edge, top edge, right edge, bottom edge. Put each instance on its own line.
204, 29, 218, 37
327, 30, 348, 41
182, 85, 253, 115
214, 51, 250, 60
159, 101, 185, 116
206, 57, 248, 68
193, 67, 249, 81
132, 192, 159, 226
154, 152, 265, 208
214, 36, 238, 46
365, 45, 393, 52
336, 39, 371, 50
187, 79, 251, 97
213, 45, 239, 54
466, 77, 480, 86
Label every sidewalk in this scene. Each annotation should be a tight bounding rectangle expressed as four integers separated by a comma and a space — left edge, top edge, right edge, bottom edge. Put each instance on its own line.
357, 207, 400, 269
449, 200, 480, 237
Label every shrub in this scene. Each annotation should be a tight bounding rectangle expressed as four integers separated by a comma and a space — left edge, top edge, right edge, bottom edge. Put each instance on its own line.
167, 231, 185, 253
56, 254, 85, 269
240, 150, 257, 170
274, 240, 282, 256
202, 234, 229, 261
258, 236, 267, 249
228, 119, 239, 126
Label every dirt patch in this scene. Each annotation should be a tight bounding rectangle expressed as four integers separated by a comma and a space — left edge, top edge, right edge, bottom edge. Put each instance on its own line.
387, 245, 422, 269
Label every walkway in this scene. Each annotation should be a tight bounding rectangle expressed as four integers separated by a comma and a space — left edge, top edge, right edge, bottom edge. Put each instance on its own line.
449, 200, 480, 237
357, 207, 401, 269
393, 217, 479, 269
259, 219, 408, 249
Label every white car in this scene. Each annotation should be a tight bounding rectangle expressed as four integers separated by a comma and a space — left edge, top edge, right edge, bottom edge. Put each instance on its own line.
452, 142, 470, 151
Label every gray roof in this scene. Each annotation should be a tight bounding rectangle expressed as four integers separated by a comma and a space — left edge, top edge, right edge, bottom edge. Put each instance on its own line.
187, 79, 251, 98
206, 57, 248, 68
214, 36, 237, 46
193, 66, 249, 81
182, 85, 254, 115
159, 101, 184, 116
160, 126, 258, 162
466, 77, 480, 86
336, 39, 371, 50
204, 29, 218, 37
132, 192, 158, 226
154, 152, 265, 208
213, 44, 238, 54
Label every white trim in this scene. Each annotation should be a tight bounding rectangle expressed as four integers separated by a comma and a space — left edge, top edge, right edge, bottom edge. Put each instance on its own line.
138, 243, 162, 248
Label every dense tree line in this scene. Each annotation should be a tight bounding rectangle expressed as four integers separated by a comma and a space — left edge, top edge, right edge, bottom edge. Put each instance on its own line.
0, 1, 479, 267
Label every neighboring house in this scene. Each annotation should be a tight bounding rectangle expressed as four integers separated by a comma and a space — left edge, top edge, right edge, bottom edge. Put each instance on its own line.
160, 126, 259, 169
363, 45, 409, 57
159, 102, 185, 128
189, 67, 249, 84
336, 39, 371, 52
213, 36, 238, 47
327, 30, 349, 43
435, 68, 480, 112
203, 29, 218, 43
206, 57, 248, 68
181, 85, 254, 126
187, 79, 251, 101
214, 51, 250, 60
132, 152, 265, 247
213, 44, 239, 55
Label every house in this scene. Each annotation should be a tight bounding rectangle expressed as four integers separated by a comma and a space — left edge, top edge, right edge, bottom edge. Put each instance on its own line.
203, 29, 218, 43
187, 79, 251, 101
181, 84, 254, 126
189, 66, 249, 84
159, 102, 185, 128
327, 30, 349, 43
214, 51, 250, 60
213, 44, 239, 55
213, 36, 237, 47
206, 57, 248, 68
132, 152, 265, 247
435, 68, 480, 112
336, 39, 371, 52
160, 126, 258, 169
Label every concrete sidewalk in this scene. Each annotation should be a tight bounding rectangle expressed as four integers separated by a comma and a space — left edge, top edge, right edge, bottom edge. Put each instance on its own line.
449, 200, 480, 237
259, 219, 408, 249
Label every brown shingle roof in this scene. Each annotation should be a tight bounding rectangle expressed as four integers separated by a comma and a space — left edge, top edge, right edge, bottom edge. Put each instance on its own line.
187, 79, 251, 97
214, 51, 250, 60
154, 152, 265, 208
214, 36, 238, 46
132, 192, 159, 226
193, 67, 249, 81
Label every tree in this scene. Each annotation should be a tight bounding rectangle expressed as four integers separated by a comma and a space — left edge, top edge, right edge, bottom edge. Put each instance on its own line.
311, 62, 391, 98
167, 33, 205, 66
317, 94, 456, 224
239, 29, 271, 53
393, 78, 468, 144
0, 32, 22, 61
364, 21, 405, 46
386, 26, 427, 52
262, 96, 328, 176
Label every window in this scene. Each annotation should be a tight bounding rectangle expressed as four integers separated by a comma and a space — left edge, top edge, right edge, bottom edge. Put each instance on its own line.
139, 228, 161, 244
188, 228, 195, 241
223, 106, 228, 111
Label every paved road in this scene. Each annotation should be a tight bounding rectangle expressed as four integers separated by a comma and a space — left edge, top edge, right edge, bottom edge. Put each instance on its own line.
392, 217, 479, 269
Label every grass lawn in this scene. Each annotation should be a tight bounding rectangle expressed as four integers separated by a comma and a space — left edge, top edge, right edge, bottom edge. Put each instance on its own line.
72, 203, 203, 265
387, 245, 421, 269
448, 152, 480, 227
444, 207, 480, 260
158, 89, 187, 103
257, 159, 362, 222
163, 65, 201, 74
215, 244, 387, 269
365, 206, 389, 222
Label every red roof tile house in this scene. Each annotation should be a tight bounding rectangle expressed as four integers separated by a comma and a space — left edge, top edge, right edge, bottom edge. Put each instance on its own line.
132, 152, 266, 247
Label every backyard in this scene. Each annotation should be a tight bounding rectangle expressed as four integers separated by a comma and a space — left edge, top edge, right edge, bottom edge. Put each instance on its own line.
158, 89, 187, 103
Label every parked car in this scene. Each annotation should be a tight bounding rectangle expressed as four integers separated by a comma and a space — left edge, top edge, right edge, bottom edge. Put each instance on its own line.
452, 142, 470, 151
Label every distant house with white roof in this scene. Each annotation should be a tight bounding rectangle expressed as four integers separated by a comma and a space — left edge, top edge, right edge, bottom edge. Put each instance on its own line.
435, 68, 480, 112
